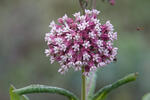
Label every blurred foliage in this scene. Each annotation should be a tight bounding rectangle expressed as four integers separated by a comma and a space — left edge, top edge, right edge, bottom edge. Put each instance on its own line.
142, 93, 150, 100
0, 0, 150, 100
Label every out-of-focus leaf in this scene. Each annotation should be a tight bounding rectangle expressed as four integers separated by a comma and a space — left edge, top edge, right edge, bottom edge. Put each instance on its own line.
143, 93, 150, 100
87, 71, 97, 100
9, 85, 29, 100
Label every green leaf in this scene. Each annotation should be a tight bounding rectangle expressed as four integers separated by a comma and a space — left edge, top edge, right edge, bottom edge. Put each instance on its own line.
13, 84, 79, 100
143, 93, 150, 100
92, 73, 138, 100
9, 85, 29, 100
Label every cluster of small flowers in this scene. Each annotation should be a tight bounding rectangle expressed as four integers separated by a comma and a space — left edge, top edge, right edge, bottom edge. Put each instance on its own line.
45, 9, 118, 76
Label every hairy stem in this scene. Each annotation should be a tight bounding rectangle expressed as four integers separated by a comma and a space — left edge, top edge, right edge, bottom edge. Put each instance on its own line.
82, 67, 86, 100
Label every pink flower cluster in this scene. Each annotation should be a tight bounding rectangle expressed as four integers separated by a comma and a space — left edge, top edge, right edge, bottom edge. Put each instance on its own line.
45, 9, 118, 76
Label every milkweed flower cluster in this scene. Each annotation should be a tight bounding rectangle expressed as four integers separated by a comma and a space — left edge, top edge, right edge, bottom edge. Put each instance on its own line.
45, 9, 118, 76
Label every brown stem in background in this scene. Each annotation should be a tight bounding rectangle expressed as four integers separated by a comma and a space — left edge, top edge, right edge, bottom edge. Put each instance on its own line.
92, 0, 96, 9
79, 0, 88, 13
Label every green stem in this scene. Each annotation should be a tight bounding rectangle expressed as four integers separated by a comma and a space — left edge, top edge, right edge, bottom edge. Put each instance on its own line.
82, 67, 86, 100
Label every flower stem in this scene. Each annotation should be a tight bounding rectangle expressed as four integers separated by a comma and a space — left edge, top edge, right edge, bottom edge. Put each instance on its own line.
82, 67, 86, 100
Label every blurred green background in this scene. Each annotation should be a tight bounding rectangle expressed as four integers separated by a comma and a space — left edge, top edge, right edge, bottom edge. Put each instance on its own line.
0, 0, 150, 100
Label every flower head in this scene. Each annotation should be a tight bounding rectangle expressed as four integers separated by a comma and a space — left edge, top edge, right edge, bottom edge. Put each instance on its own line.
45, 9, 118, 76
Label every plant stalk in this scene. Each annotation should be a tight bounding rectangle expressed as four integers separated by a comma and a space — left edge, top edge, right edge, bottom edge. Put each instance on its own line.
82, 67, 86, 100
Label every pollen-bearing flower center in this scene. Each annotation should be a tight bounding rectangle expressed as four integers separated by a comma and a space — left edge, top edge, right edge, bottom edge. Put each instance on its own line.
45, 9, 118, 76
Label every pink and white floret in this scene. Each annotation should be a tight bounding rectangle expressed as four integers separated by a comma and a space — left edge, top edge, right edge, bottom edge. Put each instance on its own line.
45, 9, 118, 76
